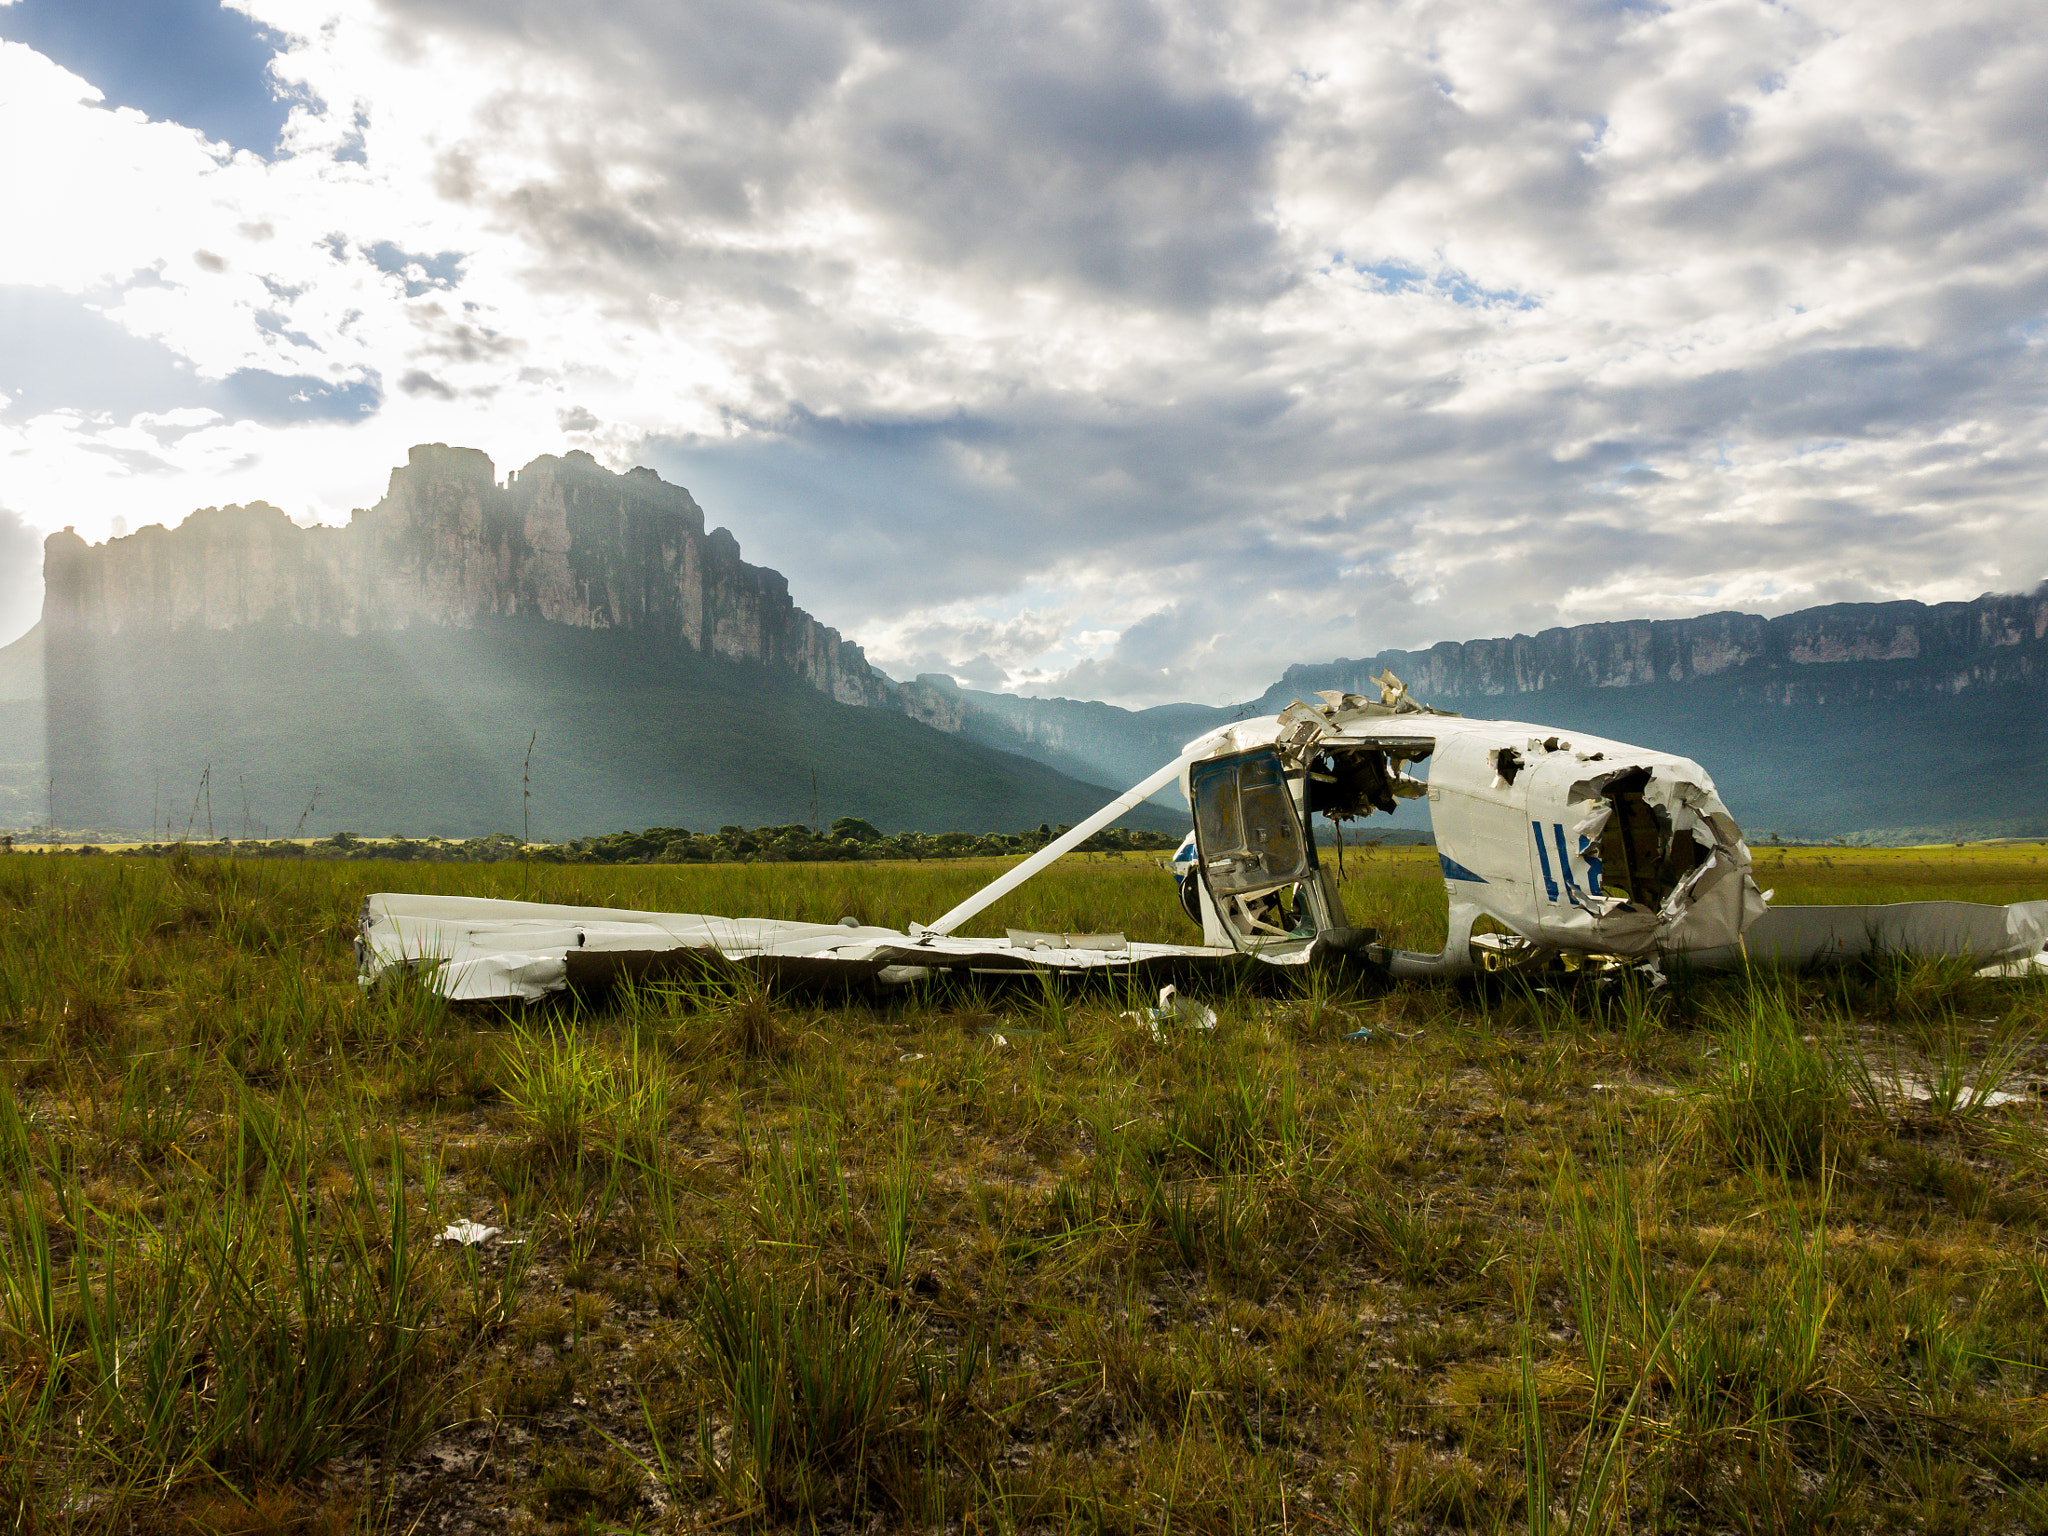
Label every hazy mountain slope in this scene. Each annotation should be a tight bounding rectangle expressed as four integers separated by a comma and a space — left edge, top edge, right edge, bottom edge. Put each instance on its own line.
1406, 673, 2047, 842
25, 443, 1187, 839
40, 622, 1184, 840
904, 589, 2046, 842
895, 674, 1238, 799
0, 625, 44, 829
0, 623, 39, 699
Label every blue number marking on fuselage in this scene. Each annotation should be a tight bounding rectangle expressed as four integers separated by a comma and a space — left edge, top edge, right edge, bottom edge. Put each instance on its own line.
1532, 822, 1559, 901
1553, 824, 1581, 900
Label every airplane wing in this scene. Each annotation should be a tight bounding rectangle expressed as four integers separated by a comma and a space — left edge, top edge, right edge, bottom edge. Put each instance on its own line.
355, 890, 1311, 1004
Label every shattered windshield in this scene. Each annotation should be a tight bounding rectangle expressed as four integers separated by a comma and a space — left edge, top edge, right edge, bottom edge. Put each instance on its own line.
1190, 749, 1312, 897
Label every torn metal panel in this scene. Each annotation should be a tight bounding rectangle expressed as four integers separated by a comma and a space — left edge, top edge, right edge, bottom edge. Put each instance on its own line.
1685, 899, 2048, 970
1006, 930, 1129, 951
355, 892, 1311, 1005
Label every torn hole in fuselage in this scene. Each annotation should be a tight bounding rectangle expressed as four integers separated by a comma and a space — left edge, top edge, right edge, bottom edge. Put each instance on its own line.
1469, 912, 1542, 971
1304, 743, 1433, 821
1579, 766, 1712, 911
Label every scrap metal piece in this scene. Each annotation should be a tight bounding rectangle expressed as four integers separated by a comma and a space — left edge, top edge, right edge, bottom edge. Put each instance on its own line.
437, 1221, 502, 1246
1687, 899, 2048, 970
355, 891, 1302, 1005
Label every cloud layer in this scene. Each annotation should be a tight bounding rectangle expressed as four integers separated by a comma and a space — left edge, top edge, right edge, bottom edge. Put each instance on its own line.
1, 0, 2043, 698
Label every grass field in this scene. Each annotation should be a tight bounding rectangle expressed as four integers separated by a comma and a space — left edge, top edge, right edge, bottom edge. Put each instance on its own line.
3, 845, 2048, 1533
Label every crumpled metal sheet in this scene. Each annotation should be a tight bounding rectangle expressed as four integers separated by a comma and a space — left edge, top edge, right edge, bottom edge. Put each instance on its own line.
1686, 898, 2048, 970
1531, 758, 1768, 958
355, 892, 1308, 1004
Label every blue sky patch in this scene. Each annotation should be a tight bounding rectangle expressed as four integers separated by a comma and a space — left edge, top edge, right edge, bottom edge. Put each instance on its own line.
1336, 256, 1538, 311
217, 368, 382, 423
0, 286, 376, 425
0, 0, 294, 156
366, 242, 466, 297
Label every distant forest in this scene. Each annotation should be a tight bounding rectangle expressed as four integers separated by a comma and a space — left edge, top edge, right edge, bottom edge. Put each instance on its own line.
77, 820, 1184, 864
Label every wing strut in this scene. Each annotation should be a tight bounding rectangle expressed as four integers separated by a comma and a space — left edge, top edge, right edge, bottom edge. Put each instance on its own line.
920, 751, 1201, 940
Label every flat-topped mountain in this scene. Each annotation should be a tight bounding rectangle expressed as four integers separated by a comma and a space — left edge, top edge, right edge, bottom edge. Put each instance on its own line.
21, 446, 1176, 839
42, 443, 893, 708
1255, 591, 2048, 708
1269, 593, 2048, 840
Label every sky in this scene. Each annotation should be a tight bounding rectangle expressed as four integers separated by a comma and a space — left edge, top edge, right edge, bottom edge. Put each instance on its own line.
0, 0, 2043, 704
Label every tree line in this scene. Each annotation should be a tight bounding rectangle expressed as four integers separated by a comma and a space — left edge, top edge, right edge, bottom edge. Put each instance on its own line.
95, 819, 1182, 864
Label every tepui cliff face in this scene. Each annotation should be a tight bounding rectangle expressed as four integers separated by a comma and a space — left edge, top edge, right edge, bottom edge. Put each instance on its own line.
1255, 589, 2048, 710
40, 444, 894, 709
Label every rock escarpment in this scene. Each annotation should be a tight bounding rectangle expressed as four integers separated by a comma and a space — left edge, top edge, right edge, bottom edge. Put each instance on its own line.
1254, 589, 2048, 710
47, 440, 2039, 737
884, 587, 2048, 793
41, 444, 892, 708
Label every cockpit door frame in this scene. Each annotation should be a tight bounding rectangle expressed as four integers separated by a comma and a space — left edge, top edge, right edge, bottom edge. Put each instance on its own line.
1187, 747, 1341, 951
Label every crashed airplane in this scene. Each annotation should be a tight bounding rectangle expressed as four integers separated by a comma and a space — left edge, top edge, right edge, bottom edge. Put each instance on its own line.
358, 675, 2048, 1003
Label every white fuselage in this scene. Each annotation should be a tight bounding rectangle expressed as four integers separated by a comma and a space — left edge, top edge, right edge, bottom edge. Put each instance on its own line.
1177, 706, 1767, 966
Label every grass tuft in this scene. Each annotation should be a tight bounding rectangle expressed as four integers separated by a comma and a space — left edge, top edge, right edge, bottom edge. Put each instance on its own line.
1696, 982, 1853, 1176
692, 1255, 926, 1515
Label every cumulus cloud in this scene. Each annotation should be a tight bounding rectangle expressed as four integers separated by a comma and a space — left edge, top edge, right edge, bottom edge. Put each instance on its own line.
0, 0, 2044, 701
860, 604, 1078, 686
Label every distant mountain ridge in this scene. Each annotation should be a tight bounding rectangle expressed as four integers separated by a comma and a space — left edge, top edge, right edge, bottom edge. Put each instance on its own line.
901, 587, 2048, 842
1253, 591, 2047, 708
9, 439, 2044, 841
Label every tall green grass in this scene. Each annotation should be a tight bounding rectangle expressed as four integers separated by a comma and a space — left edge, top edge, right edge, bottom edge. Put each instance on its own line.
0, 1078, 439, 1513
1696, 981, 1853, 1176
0, 846, 2044, 1531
